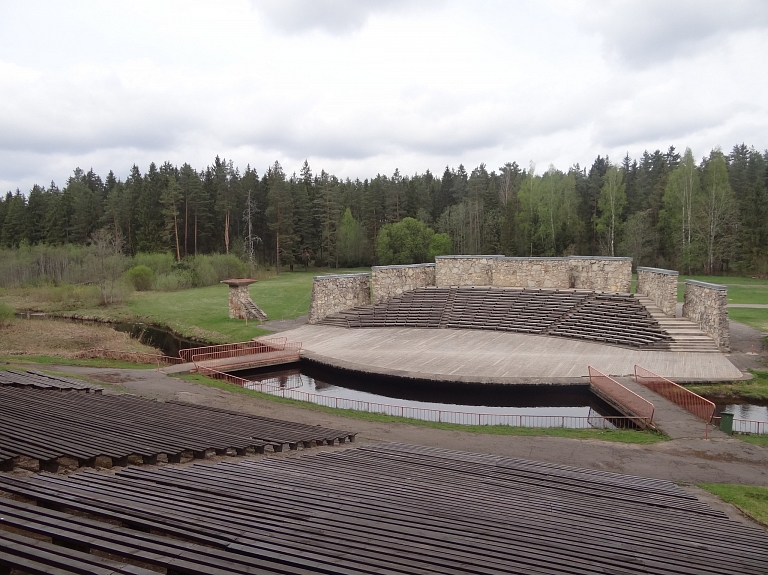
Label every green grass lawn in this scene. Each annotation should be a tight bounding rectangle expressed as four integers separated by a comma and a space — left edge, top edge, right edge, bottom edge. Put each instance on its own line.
0, 267, 369, 344
124, 268, 367, 343
676, 275, 768, 303
175, 373, 666, 444
698, 483, 768, 527
686, 370, 768, 401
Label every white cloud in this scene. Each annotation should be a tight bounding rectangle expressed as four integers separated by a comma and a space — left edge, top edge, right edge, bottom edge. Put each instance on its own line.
0, 0, 767, 194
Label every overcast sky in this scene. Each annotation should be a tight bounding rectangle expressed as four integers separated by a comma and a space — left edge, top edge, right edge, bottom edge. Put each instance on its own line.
2, 0, 767, 193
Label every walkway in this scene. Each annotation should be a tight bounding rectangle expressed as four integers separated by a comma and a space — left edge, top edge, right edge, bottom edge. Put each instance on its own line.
614, 376, 727, 439
281, 324, 744, 384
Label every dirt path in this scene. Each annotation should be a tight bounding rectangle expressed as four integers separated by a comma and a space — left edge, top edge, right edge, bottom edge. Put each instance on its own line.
47, 364, 768, 487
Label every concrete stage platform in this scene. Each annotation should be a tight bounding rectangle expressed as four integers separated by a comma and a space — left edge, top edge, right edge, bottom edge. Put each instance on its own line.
279, 325, 744, 385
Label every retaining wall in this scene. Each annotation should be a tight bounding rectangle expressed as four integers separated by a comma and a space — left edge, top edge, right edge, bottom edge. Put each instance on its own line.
492, 257, 571, 288
308, 273, 371, 324
636, 267, 678, 317
567, 257, 632, 293
682, 280, 730, 351
435, 255, 502, 287
371, 263, 436, 304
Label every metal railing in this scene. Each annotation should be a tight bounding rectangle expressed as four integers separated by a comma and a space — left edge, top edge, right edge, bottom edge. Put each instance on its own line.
588, 366, 655, 426
191, 341, 301, 371
179, 337, 287, 363
634, 365, 716, 423
196, 364, 640, 430
710, 416, 768, 436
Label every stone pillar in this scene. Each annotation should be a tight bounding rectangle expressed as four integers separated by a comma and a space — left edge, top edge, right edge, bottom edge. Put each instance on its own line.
636, 267, 678, 316
371, 263, 436, 304
308, 273, 371, 324
683, 280, 730, 351
221, 279, 258, 319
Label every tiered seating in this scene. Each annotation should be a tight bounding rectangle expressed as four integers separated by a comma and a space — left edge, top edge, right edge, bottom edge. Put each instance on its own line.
549, 293, 672, 348
321, 287, 673, 349
443, 288, 589, 334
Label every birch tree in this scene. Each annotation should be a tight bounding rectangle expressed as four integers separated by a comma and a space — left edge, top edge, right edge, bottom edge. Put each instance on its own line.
597, 166, 626, 257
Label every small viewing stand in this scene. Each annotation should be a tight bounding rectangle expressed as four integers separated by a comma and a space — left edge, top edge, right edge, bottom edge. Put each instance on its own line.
221, 279, 268, 323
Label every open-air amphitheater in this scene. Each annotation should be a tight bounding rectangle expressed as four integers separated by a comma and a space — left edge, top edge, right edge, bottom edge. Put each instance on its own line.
294, 255, 737, 383
2, 255, 768, 574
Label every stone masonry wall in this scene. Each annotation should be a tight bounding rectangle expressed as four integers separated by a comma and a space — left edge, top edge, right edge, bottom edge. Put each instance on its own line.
308, 273, 371, 324
435, 255, 503, 287
683, 280, 730, 351
567, 257, 632, 292
371, 264, 436, 304
228, 285, 250, 319
492, 258, 570, 288
636, 267, 678, 317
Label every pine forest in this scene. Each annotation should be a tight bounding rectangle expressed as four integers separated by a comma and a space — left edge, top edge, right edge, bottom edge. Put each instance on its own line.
1, 144, 767, 282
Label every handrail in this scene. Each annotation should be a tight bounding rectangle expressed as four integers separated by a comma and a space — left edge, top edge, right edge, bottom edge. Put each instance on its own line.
179, 337, 287, 362
634, 365, 715, 423
588, 366, 655, 424
196, 364, 642, 430
191, 342, 302, 370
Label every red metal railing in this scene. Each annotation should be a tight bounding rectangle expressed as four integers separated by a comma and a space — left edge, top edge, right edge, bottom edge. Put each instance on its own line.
196, 364, 641, 430
588, 366, 655, 425
634, 365, 716, 423
192, 340, 301, 371
179, 337, 288, 363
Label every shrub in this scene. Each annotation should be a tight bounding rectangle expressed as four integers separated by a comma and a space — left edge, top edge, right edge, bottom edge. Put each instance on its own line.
0, 301, 15, 327
125, 265, 154, 291
152, 270, 193, 291
132, 252, 176, 276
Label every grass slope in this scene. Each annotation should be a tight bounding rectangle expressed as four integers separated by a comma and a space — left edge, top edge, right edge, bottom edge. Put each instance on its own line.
698, 483, 768, 527
686, 370, 768, 402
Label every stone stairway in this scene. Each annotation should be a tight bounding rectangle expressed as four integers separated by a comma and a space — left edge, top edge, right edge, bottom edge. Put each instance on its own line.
243, 298, 268, 322
635, 295, 719, 352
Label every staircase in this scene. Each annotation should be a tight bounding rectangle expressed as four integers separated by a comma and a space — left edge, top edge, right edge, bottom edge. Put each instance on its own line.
243, 298, 269, 322
635, 295, 719, 352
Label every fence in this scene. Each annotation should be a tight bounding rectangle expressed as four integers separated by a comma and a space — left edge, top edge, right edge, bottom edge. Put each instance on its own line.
75, 348, 184, 366
196, 364, 640, 430
179, 337, 287, 363
588, 366, 654, 427
710, 416, 768, 436
634, 365, 716, 423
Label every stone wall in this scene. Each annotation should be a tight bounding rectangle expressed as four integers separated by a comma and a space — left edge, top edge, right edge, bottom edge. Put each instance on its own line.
682, 280, 730, 351
492, 257, 570, 288
228, 285, 251, 319
435, 255, 503, 287
636, 267, 678, 316
435, 254, 632, 291
371, 263, 436, 304
308, 273, 371, 324
567, 257, 632, 292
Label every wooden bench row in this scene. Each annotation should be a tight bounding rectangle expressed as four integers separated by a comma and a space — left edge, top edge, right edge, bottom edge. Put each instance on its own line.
0, 443, 765, 575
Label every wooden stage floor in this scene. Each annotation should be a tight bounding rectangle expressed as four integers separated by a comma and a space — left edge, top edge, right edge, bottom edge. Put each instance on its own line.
281, 325, 744, 384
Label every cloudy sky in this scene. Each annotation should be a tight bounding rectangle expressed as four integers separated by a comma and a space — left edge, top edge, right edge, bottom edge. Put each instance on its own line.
1, 0, 767, 193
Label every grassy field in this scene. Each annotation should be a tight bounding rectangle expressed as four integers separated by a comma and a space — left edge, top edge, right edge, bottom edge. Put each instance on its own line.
687, 370, 768, 401
0, 267, 367, 344
699, 483, 768, 527
175, 373, 667, 444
